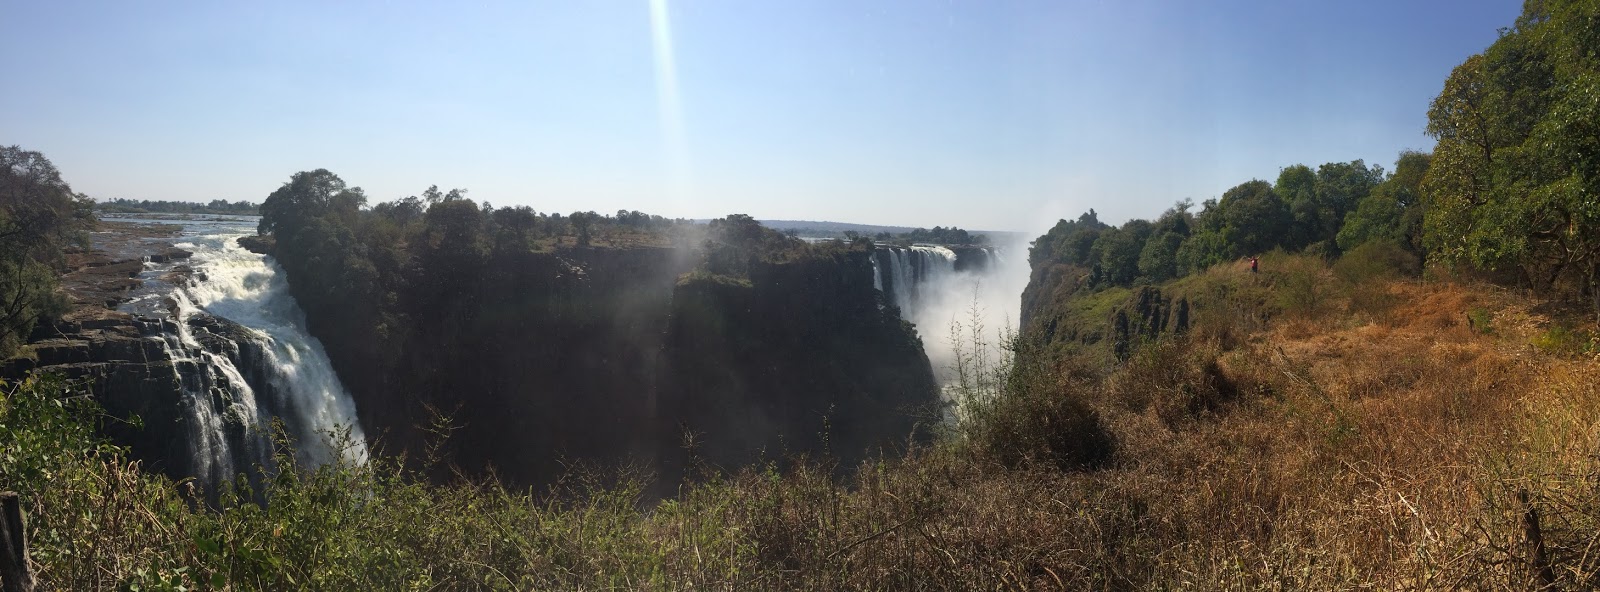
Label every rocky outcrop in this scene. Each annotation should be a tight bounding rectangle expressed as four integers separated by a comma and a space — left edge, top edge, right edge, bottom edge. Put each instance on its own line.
1107, 287, 1189, 361
279, 238, 941, 488
949, 245, 994, 272
237, 235, 273, 255
1020, 262, 1193, 364
1, 224, 211, 480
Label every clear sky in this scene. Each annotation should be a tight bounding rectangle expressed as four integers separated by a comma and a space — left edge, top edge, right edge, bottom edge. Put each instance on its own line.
2, 1, 1521, 233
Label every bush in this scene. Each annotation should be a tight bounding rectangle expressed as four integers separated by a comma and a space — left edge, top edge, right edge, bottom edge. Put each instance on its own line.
1530, 324, 1598, 356
1467, 306, 1495, 335
1108, 339, 1239, 427
970, 368, 1115, 471
1332, 239, 1420, 284
1267, 252, 1331, 318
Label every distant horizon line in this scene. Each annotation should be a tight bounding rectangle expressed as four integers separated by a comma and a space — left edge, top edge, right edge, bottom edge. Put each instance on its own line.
91, 197, 1023, 235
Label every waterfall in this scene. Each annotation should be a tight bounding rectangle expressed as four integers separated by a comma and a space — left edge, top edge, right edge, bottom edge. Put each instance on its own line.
870, 242, 1021, 394
871, 255, 883, 292
176, 230, 368, 468
124, 216, 367, 490
873, 244, 969, 320
130, 297, 276, 489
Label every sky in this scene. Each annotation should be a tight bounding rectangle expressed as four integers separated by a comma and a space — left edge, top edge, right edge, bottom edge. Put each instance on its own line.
2, 1, 1522, 233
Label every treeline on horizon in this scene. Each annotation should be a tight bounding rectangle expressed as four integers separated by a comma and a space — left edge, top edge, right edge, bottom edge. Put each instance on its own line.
1031, 153, 1425, 289
1035, 0, 1600, 320
97, 197, 260, 215
786, 224, 990, 246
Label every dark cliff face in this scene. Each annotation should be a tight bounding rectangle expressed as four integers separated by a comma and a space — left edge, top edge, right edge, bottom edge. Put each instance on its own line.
289, 243, 939, 487
8, 299, 285, 492
427, 247, 693, 484
658, 250, 938, 478
1019, 260, 1191, 368
948, 245, 993, 273
2, 228, 207, 483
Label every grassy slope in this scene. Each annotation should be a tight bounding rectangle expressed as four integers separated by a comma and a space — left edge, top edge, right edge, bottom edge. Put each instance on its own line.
4, 255, 1600, 590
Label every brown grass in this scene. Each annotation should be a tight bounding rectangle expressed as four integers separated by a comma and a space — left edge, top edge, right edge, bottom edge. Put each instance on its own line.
720, 271, 1600, 589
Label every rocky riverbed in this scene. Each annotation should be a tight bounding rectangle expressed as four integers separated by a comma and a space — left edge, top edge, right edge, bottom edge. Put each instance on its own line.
2, 221, 224, 478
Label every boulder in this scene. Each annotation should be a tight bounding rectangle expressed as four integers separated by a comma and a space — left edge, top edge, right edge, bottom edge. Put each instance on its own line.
148, 248, 193, 263
237, 235, 274, 255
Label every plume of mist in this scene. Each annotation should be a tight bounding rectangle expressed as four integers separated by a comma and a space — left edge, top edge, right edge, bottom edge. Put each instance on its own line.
908, 234, 1035, 386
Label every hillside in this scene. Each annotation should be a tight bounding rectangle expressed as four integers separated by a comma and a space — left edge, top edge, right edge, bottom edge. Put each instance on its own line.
7, 253, 1600, 589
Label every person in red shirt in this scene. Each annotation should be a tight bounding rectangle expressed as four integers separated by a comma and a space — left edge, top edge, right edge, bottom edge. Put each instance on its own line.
1249, 256, 1259, 274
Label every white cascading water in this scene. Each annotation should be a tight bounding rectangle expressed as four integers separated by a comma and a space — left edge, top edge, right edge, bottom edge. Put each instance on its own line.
118, 215, 368, 488
869, 242, 1030, 394
871, 245, 961, 320
175, 229, 369, 468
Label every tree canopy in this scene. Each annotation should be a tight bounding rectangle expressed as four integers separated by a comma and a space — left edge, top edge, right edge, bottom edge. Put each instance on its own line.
1028, 150, 1430, 294
1421, 0, 1600, 320
0, 146, 95, 355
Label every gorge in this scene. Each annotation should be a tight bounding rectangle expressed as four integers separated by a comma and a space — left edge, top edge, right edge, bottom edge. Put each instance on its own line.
7, 207, 1016, 493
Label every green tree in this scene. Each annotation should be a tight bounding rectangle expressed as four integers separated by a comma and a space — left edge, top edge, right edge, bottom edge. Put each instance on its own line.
1175, 230, 1230, 275
259, 169, 366, 239
1338, 151, 1431, 252
1139, 231, 1185, 282
1091, 220, 1151, 286
1276, 164, 1318, 250
1030, 210, 1107, 268
1219, 180, 1290, 257
1311, 160, 1383, 251
0, 146, 95, 355
570, 211, 598, 247
1138, 200, 1193, 282
1423, 0, 1600, 321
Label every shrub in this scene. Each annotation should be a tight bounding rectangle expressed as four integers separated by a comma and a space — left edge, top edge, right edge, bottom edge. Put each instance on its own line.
1332, 239, 1421, 284
1268, 252, 1331, 318
1108, 339, 1239, 427
1330, 240, 1419, 319
971, 367, 1115, 471
950, 308, 1115, 471
1467, 306, 1495, 335
1530, 324, 1598, 356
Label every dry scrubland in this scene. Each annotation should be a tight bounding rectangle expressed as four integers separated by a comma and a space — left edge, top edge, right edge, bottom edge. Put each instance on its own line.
4, 253, 1600, 591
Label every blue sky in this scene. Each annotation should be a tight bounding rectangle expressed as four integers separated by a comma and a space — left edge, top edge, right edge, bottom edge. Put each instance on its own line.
2, 1, 1520, 232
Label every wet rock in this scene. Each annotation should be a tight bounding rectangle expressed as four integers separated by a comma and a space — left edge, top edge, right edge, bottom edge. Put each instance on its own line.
148, 247, 193, 263
160, 265, 194, 284
89, 335, 166, 363
237, 235, 274, 255
0, 223, 200, 482
31, 340, 93, 365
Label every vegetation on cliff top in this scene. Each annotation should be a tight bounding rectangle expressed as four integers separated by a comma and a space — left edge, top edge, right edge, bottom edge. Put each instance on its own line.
96, 198, 260, 215
0, 146, 96, 357
1029, 0, 1600, 325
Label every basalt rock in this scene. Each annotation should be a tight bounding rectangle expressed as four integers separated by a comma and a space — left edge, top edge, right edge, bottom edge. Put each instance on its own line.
1106, 287, 1190, 362
658, 249, 938, 480
2, 226, 210, 482
279, 240, 941, 489
237, 235, 274, 255
949, 245, 995, 272
148, 247, 193, 263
